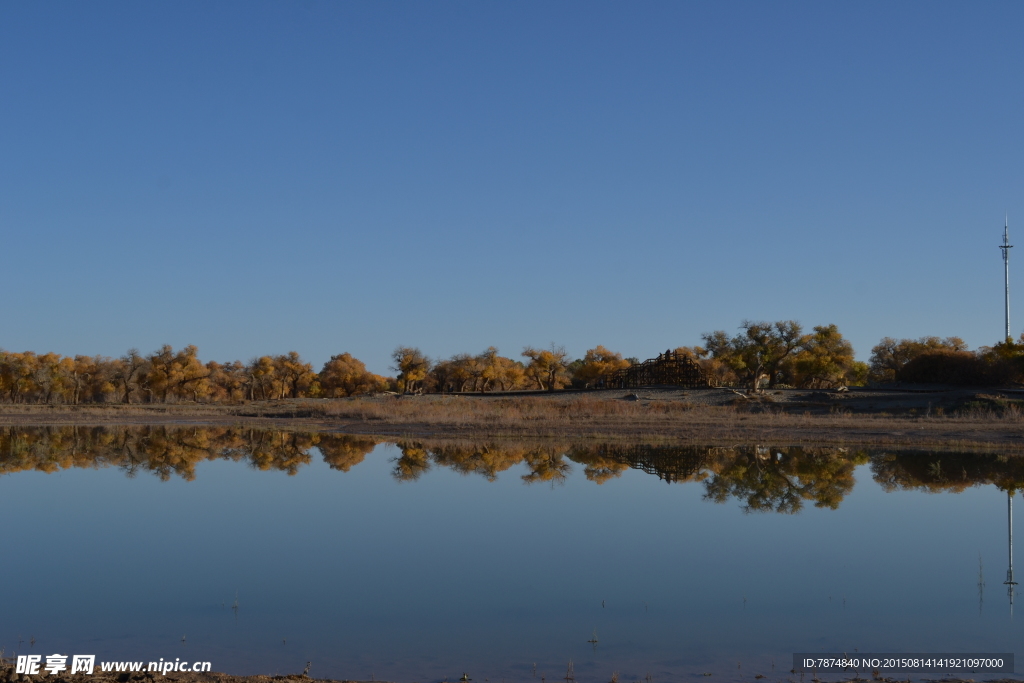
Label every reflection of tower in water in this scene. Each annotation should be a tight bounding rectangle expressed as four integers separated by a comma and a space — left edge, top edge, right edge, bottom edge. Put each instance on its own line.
1006, 491, 1018, 615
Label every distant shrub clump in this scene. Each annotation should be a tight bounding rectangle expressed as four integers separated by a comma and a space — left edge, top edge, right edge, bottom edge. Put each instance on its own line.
895, 343, 1024, 387
897, 350, 994, 385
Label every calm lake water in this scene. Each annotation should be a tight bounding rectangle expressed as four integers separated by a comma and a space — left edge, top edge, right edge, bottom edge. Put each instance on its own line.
1, 427, 1022, 683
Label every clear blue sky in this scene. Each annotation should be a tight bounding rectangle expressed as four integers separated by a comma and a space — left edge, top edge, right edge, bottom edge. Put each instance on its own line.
3, 1, 1023, 374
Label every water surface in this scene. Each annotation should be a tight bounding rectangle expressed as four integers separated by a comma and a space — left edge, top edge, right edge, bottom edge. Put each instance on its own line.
1, 427, 1022, 682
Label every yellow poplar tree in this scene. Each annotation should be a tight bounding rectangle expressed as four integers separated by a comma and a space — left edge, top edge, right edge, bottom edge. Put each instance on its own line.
319, 353, 385, 397
522, 345, 570, 391
572, 345, 630, 387
392, 347, 430, 394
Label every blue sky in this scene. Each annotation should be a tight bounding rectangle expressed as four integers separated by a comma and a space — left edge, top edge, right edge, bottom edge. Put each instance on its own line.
2, 2, 1023, 374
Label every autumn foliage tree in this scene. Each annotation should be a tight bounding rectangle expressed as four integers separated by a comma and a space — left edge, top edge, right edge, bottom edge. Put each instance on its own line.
8, 325, 1019, 403
478, 347, 526, 391
890, 334, 1024, 387
429, 348, 526, 392
0, 346, 384, 404
145, 345, 211, 402
319, 353, 387, 397
868, 336, 968, 383
274, 352, 317, 398
982, 334, 1024, 384
672, 346, 738, 386
522, 345, 570, 391
789, 324, 865, 388
392, 346, 430, 394
572, 345, 630, 387
115, 349, 148, 404
702, 321, 809, 391
245, 356, 279, 400
205, 361, 247, 402
63, 355, 116, 405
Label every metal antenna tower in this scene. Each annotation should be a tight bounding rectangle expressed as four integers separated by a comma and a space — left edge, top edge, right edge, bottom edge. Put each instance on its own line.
1001, 216, 1014, 340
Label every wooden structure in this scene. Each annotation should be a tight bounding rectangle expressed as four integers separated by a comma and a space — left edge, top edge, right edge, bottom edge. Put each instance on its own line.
594, 444, 712, 484
605, 349, 713, 389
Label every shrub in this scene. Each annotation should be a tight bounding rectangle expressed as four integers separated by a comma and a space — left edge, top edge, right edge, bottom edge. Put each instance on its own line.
897, 350, 996, 386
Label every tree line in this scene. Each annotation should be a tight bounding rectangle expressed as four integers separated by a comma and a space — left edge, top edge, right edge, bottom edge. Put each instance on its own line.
395, 322, 1024, 393
692, 324, 1024, 390
0, 346, 388, 404
2, 320, 1023, 403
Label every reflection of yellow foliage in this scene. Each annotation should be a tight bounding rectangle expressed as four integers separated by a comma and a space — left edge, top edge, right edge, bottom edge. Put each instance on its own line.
871, 450, 1024, 494
700, 446, 868, 513
393, 442, 577, 484
392, 443, 432, 481
246, 431, 316, 475
318, 435, 380, 471
5, 430, 1024, 513
521, 448, 572, 484
430, 443, 525, 481
567, 448, 630, 484
566, 444, 869, 512
0, 427, 322, 480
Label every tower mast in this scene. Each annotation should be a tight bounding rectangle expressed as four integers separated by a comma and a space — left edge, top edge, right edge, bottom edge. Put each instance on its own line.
1001, 216, 1013, 341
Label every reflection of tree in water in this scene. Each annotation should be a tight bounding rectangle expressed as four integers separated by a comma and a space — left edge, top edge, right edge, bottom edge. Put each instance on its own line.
520, 448, 572, 485
8, 428, 1024, 511
0, 426, 382, 481
391, 442, 574, 484
701, 447, 868, 513
871, 451, 1024, 494
118, 427, 230, 480
870, 450, 1024, 615
317, 435, 379, 472
428, 443, 527, 481
569, 444, 866, 513
241, 431, 317, 475
391, 444, 432, 481
379, 441, 869, 508
572, 444, 706, 484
